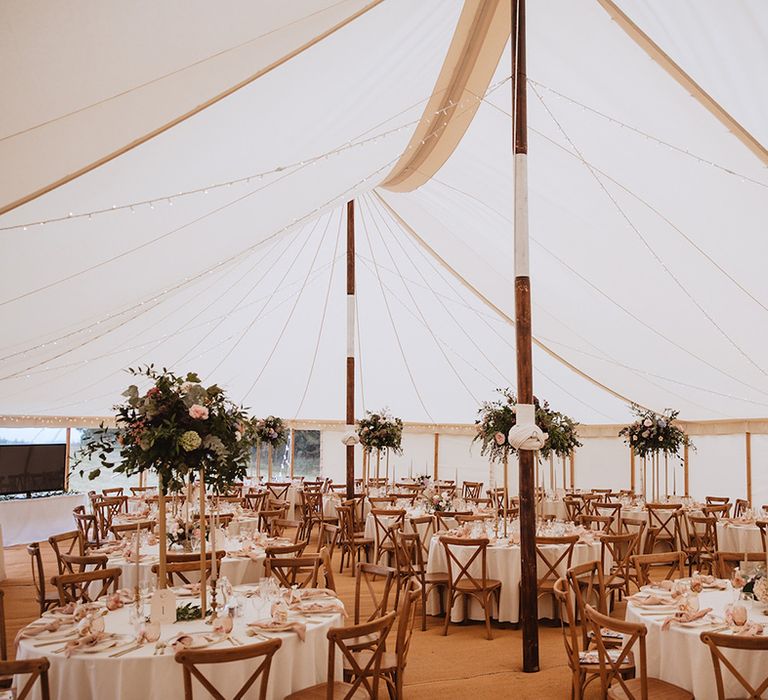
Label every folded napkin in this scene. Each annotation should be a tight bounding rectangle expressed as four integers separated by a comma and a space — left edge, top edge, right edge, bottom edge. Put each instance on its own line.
661, 608, 712, 630
292, 600, 346, 616
291, 588, 337, 601
106, 589, 136, 611
628, 594, 672, 607
246, 620, 307, 642
63, 632, 109, 658
14, 620, 64, 645
733, 622, 764, 637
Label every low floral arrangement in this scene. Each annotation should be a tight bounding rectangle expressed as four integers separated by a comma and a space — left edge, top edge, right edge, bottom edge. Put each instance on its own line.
175, 603, 203, 622
428, 491, 454, 513
618, 405, 692, 459
356, 409, 403, 454
75, 366, 258, 494
167, 515, 198, 548
474, 389, 581, 462
255, 415, 286, 448
416, 474, 433, 487
741, 564, 768, 605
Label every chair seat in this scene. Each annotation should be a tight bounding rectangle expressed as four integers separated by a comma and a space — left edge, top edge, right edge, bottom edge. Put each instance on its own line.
425, 571, 449, 584
346, 649, 398, 674
454, 578, 502, 593
608, 677, 693, 700
352, 537, 373, 545
579, 649, 634, 669
286, 681, 369, 699
605, 577, 627, 589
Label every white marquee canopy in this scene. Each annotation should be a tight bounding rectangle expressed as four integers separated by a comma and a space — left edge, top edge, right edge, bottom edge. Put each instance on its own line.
1, 0, 767, 427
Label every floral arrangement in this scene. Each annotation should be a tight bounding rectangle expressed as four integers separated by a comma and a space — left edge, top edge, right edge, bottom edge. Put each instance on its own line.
741, 564, 768, 604
356, 409, 403, 454
255, 415, 286, 448
474, 389, 580, 462
416, 474, 433, 487
618, 405, 692, 459
75, 366, 257, 494
427, 491, 454, 513
167, 515, 198, 548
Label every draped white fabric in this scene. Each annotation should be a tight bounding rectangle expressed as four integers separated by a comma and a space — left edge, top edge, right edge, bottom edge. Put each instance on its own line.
1, 1, 767, 428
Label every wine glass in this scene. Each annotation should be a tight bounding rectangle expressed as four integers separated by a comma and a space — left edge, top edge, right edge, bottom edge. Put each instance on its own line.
731, 567, 746, 602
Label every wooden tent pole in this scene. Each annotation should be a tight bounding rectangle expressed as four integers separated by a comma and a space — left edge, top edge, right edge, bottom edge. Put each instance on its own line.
346, 200, 356, 500
630, 448, 635, 494
746, 431, 752, 505
569, 451, 575, 489
290, 428, 295, 479
512, 0, 538, 673
684, 443, 689, 497
268, 444, 273, 481
64, 427, 71, 491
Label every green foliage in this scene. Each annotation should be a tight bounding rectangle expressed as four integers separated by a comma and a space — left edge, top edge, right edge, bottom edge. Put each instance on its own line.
474, 388, 581, 462
618, 404, 692, 459
254, 415, 286, 448
175, 603, 202, 622
356, 409, 403, 454
73, 365, 258, 494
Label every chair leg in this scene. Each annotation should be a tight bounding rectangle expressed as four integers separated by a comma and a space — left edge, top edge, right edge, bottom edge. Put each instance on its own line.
421, 585, 427, 631
443, 592, 454, 636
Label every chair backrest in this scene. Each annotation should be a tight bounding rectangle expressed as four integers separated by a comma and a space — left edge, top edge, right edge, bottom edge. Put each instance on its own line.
370, 509, 405, 554
462, 481, 483, 499
563, 497, 585, 523
576, 515, 613, 532
300, 490, 324, 519
632, 551, 686, 586
59, 552, 108, 575
93, 497, 127, 538
102, 487, 124, 498
243, 492, 267, 512
265, 552, 331, 590
328, 611, 397, 700
53, 567, 122, 604
368, 496, 397, 507
565, 559, 605, 650
393, 579, 421, 677
685, 515, 719, 559
584, 603, 647, 700
73, 508, 100, 547
535, 535, 579, 589
354, 562, 397, 624
317, 522, 340, 556
48, 530, 85, 575
600, 532, 640, 592
129, 486, 155, 497
111, 521, 154, 540
393, 531, 426, 581
700, 631, 768, 700
175, 637, 282, 700
255, 509, 284, 536
408, 516, 437, 563
593, 502, 622, 533
27, 543, 49, 614
552, 578, 582, 693
715, 551, 766, 579
706, 496, 731, 506
733, 498, 750, 518
151, 556, 222, 586
646, 503, 681, 546
757, 520, 768, 554
703, 503, 732, 520
0, 658, 51, 700
265, 483, 290, 502
440, 537, 491, 591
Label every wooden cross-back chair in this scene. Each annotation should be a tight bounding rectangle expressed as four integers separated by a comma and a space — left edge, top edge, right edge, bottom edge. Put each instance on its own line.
0, 658, 51, 700
565, 559, 607, 652
733, 498, 750, 518
592, 502, 622, 534
336, 505, 373, 573
703, 504, 731, 520
317, 522, 340, 558
584, 604, 693, 700
715, 551, 766, 580
408, 516, 437, 565
175, 638, 281, 700
265, 482, 290, 502
129, 486, 155, 497
553, 578, 628, 700
580, 494, 602, 516
285, 612, 396, 700
705, 496, 731, 507
102, 487, 124, 498
73, 506, 100, 549
462, 481, 483, 500
645, 503, 682, 552
110, 521, 154, 540
391, 493, 417, 507
632, 551, 686, 586
600, 531, 641, 601
53, 567, 122, 604
48, 530, 85, 575
577, 515, 614, 533
700, 631, 768, 700
563, 497, 585, 523
58, 552, 108, 576
299, 490, 327, 542
27, 543, 59, 616
266, 548, 335, 591
152, 552, 225, 586
242, 491, 267, 512
535, 535, 579, 611
683, 514, 719, 575
264, 540, 308, 559
487, 488, 507, 515
368, 496, 397, 508
93, 497, 127, 539
394, 531, 448, 631
255, 509, 285, 536
353, 562, 397, 633
369, 509, 405, 566
756, 520, 768, 554
439, 536, 501, 640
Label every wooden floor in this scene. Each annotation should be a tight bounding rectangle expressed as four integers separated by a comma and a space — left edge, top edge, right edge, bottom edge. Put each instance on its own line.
1, 540, 608, 698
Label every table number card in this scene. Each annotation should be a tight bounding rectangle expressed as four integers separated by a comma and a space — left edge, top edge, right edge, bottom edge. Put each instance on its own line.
150, 589, 177, 624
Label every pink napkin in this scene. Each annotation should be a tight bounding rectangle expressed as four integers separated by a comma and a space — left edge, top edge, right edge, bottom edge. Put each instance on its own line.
63, 632, 108, 658
629, 594, 671, 606
171, 635, 194, 653
14, 620, 63, 645
247, 620, 307, 642
661, 608, 712, 630
733, 623, 765, 636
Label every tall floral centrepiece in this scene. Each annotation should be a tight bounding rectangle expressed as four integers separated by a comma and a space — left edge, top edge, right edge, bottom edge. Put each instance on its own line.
619, 405, 692, 459
356, 409, 403, 483
78, 366, 257, 494
254, 415, 287, 450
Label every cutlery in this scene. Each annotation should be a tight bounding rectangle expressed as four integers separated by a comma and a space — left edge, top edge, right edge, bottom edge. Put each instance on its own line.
34, 636, 79, 648
109, 642, 145, 658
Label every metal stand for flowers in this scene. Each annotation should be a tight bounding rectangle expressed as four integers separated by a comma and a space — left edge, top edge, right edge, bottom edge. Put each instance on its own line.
158, 476, 168, 587
199, 467, 207, 617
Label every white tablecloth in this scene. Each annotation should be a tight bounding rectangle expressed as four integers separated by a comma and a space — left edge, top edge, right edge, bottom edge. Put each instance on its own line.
0, 493, 87, 545
717, 522, 763, 553
16, 593, 343, 700
542, 500, 568, 520
426, 536, 605, 623
626, 587, 768, 699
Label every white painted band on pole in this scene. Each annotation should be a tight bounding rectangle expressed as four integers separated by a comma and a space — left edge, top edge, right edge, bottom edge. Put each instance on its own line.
346, 294, 355, 357
341, 426, 359, 446
514, 152, 529, 277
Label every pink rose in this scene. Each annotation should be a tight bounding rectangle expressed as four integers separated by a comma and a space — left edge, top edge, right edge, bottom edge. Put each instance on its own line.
189, 404, 209, 420
494, 432, 505, 446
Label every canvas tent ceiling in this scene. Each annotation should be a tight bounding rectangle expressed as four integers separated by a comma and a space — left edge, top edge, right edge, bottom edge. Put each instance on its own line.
1, 0, 767, 427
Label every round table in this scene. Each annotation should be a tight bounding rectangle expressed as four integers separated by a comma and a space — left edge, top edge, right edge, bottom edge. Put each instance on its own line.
426, 535, 605, 623
717, 521, 764, 553
15, 591, 343, 700
626, 587, 768, 699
